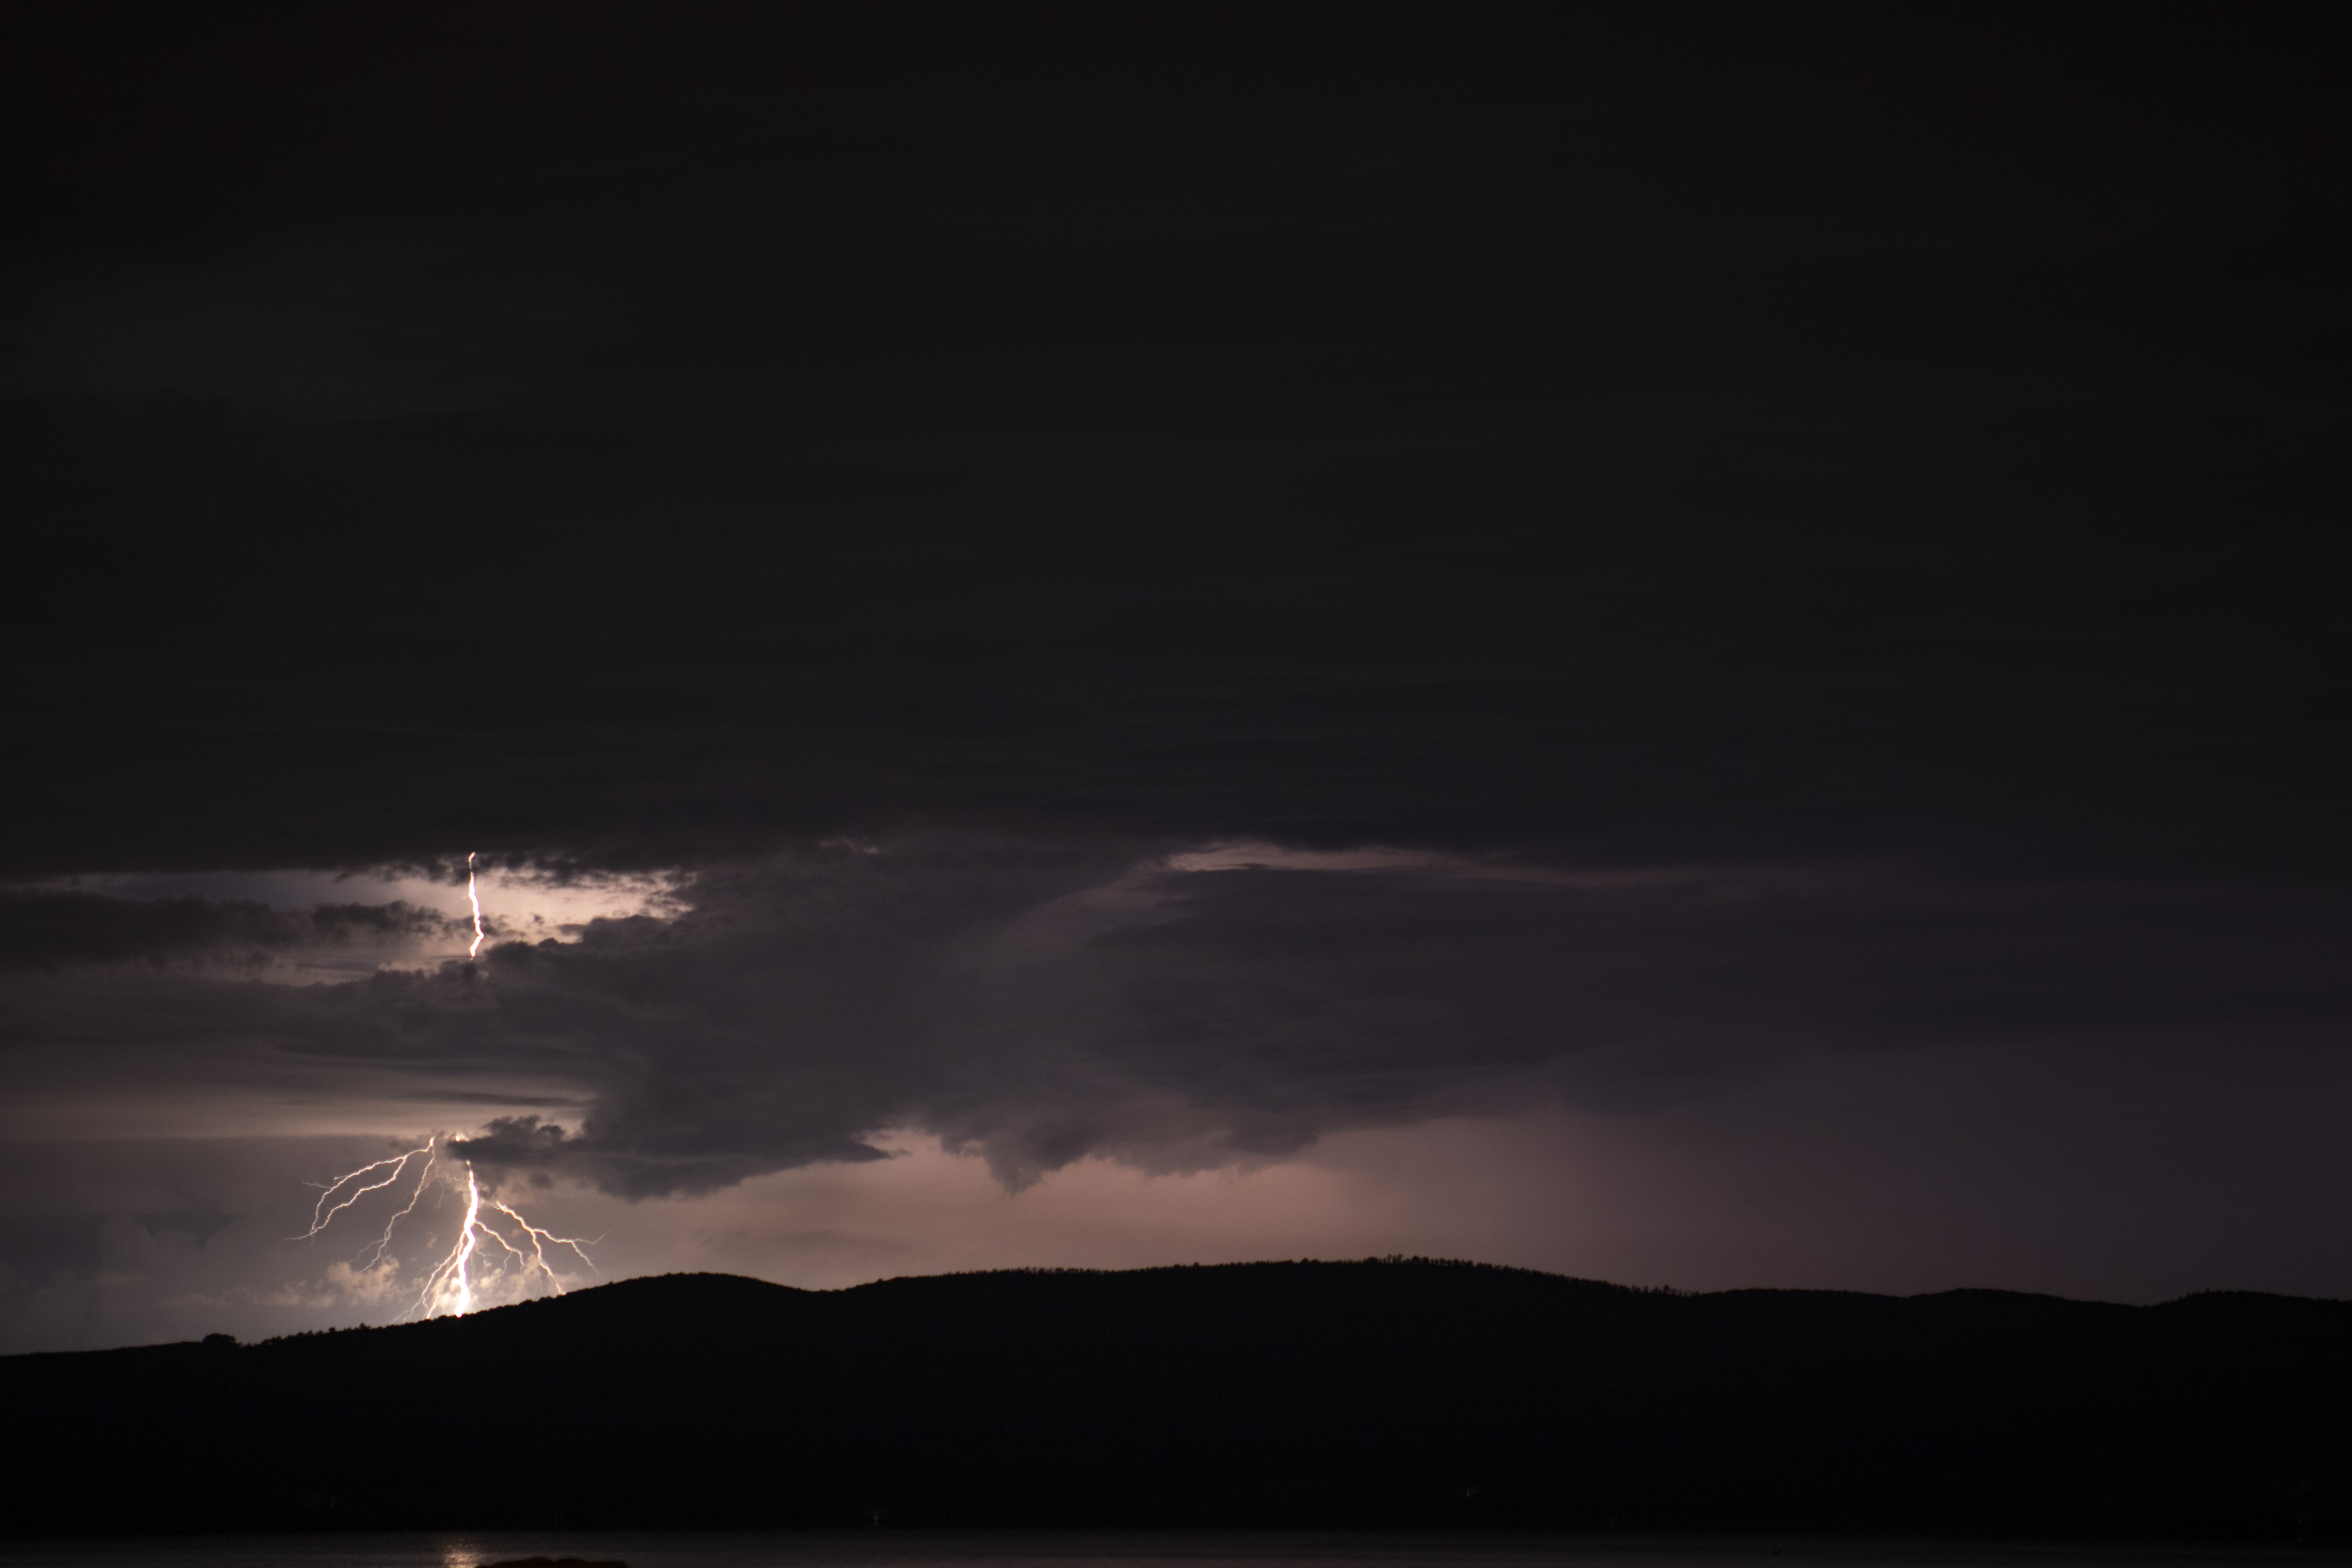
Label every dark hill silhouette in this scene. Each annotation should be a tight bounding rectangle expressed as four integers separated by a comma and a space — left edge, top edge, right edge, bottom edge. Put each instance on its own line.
5, 1259, 2351, 1538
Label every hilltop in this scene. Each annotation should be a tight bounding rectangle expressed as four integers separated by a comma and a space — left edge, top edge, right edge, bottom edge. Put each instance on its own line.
5, 1259, 2350, 1537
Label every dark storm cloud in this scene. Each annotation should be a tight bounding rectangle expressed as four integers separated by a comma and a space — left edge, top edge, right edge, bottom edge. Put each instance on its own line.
9, 842, 2345, 1200
0, 3, 2344, 885
0, 888, 453, 971
447, 850, 2352, 1193
4, 266, 2346, 884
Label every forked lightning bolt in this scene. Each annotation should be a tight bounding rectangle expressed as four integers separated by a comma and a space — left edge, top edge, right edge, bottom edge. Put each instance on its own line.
301, 1134, 598, 1319
295, 854, 596, 1318
298, 1142, 433, 1241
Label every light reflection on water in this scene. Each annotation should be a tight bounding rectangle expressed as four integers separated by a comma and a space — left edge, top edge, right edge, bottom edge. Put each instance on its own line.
4, 1536, 2348, 1568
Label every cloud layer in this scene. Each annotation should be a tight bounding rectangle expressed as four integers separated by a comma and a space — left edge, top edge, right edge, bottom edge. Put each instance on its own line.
0, 888, 455, 972
10, 841, 2348, 1203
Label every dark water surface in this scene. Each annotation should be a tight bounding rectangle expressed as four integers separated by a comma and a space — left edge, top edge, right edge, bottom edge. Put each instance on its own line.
10, 1536, 2351, 1568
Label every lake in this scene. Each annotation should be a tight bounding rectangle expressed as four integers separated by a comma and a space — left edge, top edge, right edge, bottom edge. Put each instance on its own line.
7, 1535, 2348, 1568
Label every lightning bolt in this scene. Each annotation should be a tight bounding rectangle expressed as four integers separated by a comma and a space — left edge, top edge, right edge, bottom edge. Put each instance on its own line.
296, 1142, 434, 1240
293, 853, 597, 1319
466, 850, 487, 959
300, 1132, 599, 1321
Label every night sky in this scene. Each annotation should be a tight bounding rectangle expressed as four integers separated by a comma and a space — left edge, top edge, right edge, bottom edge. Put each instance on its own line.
4, 2, 2349, 1352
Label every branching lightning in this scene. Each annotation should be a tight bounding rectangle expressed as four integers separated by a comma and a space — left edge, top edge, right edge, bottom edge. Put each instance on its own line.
293, 854, 599, 1318
298, 1143, 433, 1240
300, 1133, 599, 1319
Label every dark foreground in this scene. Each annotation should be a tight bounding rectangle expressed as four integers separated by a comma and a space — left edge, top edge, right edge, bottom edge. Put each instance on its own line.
6, 1262, 2351, 1538
17, 1533, 2349, 1568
